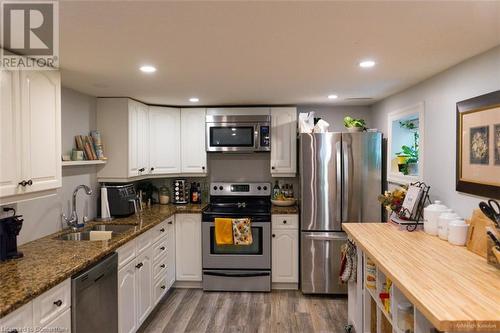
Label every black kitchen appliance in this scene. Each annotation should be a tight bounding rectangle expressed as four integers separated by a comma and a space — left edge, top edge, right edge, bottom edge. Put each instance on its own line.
104, 184, 138, 217
0, 208, 24, 261
201, 183, 271, 292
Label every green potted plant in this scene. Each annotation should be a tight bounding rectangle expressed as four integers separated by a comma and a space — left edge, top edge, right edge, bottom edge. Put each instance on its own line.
343, 116, 366, 132
397, 120, 419, 175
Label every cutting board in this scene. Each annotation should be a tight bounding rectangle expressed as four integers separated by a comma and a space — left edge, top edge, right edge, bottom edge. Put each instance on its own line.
466, 209, 494, 258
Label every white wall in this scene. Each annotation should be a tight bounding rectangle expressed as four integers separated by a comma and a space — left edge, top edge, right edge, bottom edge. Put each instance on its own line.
372, 45, 500, 218
297, 105, 373, 132
14, 87, 99, 245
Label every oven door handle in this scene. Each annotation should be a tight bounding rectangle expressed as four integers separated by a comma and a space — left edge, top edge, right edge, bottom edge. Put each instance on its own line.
204, 271, 270, 278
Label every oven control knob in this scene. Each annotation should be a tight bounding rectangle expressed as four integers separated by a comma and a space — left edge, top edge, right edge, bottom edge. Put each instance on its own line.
219, 186, 223, 190
263, 186, 267, 191
257, 186, 261, 191
213, 186, 217, 190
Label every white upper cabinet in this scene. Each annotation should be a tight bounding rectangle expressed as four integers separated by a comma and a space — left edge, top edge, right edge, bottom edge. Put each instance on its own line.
271, 107, 297, 177
0, 70, 21, 198
149, 106, 181, 174
180, 108, 207, 174
0, 70, 61, 203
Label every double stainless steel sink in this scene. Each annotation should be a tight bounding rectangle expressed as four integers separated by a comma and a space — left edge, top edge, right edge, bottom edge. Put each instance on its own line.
56, 224, 136, 241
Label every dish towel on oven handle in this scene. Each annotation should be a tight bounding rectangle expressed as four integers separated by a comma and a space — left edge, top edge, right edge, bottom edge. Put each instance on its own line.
232, 218, 253, 245
215, 218, 234, 245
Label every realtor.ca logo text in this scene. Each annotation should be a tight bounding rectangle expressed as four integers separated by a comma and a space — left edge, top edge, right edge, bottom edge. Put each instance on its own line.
1, 0, 59, 70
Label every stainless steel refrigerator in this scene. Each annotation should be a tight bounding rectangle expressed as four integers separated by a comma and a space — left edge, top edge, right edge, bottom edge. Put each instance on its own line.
300, 132, 382, 294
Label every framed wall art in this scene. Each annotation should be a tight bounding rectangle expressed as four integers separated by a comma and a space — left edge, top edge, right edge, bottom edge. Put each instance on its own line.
456, 90, 500, 199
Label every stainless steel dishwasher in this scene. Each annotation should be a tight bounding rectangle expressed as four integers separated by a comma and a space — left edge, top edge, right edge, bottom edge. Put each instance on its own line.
72, 252, 118, 333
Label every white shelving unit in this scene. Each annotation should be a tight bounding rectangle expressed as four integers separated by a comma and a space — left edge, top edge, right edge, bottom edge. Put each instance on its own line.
353, 252, 435, 333
62, 160, 107, 167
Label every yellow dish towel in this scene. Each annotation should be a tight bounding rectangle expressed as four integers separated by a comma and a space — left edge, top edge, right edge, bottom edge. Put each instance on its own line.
215, 218, 234, 245
232, 218, 253, 245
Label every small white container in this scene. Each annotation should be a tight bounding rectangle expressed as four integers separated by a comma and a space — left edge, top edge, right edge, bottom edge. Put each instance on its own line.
423, 200, 448, 236
438, 210, 458, 240
448, 219, 469, 246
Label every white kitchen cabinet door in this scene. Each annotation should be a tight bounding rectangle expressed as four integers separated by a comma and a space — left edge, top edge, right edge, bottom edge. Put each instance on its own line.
0, 70, 22, 197
175, 214, 202, 281
166, 217, 176, 288
19, 70, 61, 193
270, 107, 297, 176
40, 308, 71, 333
128, 100, 149, 177
149, 106, 181, 174
118, 259, 137, 333
136, 247, 153, 326
137, 103, 149, 175
0, 302, 33, 333
180, 108, 207, 174
272, 229, 299, 283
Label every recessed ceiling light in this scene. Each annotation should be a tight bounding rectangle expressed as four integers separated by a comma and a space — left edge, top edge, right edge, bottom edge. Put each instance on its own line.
139, 65, 156, 73
189, 97, 199, 103
328, 94, 338, 99
359, 60, 376, 68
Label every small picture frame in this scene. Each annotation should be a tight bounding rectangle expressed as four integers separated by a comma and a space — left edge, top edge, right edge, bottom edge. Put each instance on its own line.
401, 185, 423, 219
456, 90, 500, 199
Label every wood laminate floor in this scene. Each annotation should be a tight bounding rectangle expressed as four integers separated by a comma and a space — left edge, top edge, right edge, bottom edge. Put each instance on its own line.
139, 288, 348, 333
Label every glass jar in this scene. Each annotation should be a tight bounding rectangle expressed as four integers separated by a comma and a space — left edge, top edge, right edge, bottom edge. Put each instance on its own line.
397, 302, 414, 333
159, 186, 170, 205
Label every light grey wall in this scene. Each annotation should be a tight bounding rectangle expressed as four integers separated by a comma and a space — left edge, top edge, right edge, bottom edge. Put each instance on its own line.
14, 87, 99, 245
297, 105, 374, 132
372, 45, 500, 218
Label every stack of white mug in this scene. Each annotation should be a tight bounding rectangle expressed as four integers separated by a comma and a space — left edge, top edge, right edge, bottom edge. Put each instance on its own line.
423, 200, 469, 246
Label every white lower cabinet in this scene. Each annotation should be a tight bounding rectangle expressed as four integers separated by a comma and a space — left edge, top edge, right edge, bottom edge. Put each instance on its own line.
175, 214, 202, 281
0, 279, 71, 333
118, 258, 138, 333
117, 216, 176, 333
166, 218, 176, 288
272, 214, 299, 284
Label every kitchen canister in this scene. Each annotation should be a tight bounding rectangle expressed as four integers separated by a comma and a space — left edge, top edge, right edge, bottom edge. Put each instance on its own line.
438, 210, 459, 240
448, 219, 469, 246
423, 200, 448, 236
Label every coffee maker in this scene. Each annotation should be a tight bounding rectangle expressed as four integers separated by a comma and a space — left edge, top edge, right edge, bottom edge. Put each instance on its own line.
0, 208, 24, 261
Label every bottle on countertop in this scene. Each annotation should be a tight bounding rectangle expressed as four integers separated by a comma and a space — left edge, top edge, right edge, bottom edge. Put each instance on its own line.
273, 181, 280, 199
289, 184, 294, 198
196, 183, 201, 204
190, 182, 198, 204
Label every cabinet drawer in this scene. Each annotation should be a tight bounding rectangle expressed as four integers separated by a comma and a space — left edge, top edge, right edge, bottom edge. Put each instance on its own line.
152, 253, 168, 280
153, 274, 168, 306
117, 239, 136, 269
272, 215, 298, 229
33, 279, 70, 328
0, 302, 33, 332
136, 230, 152, 254
151, 220, 168, 244
41, 308, 71, 333
152, 237, 168, 263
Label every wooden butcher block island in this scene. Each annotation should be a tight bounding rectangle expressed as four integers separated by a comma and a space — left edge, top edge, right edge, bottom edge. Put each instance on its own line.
343, 223, 500, 333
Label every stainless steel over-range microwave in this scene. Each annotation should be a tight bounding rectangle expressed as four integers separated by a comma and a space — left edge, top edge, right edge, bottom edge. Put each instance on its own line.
206, 114, 270, 152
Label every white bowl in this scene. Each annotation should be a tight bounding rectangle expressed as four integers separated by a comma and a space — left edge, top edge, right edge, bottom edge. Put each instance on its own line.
271, 199, 297, 207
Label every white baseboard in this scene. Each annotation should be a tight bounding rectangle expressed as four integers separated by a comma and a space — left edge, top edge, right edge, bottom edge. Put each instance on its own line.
272, 282, 299, 290
173, 280, 202, 289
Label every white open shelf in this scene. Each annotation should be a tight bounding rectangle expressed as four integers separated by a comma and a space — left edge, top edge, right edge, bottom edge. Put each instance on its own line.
361, 253, 435, 333
62, 160, 107, 167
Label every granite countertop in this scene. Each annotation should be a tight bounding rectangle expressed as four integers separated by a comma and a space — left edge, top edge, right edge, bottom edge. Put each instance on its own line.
0, 203, 206, 318
271, 205, 299, 214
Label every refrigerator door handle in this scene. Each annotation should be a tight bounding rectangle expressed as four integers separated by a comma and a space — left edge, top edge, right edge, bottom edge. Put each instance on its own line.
305, 234, 348, 241
342, 141, 351, 222
336, 141, 342, 223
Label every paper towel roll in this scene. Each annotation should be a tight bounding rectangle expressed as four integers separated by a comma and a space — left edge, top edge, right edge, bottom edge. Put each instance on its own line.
101, 187, 111, 219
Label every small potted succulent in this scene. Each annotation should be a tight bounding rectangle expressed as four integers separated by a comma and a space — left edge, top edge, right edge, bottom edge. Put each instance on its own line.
343, 116, 366, 132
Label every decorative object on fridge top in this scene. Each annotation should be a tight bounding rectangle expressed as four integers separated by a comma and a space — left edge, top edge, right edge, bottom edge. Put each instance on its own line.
298, 112, 315, 133
339, 239, 357, 283
479, 199, 500, 229
456, 90, 500, 199
313, 119, 330, 133
343, 116, 366, 132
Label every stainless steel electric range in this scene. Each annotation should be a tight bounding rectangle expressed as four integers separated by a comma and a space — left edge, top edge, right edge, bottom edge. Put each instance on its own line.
201, 182, 271, 292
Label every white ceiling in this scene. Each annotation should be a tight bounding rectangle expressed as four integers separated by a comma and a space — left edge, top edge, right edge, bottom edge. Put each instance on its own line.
60, 1, 500, 106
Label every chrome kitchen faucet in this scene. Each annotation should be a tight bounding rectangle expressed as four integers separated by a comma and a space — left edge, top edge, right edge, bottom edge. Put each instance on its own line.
62, 185, 93, 231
